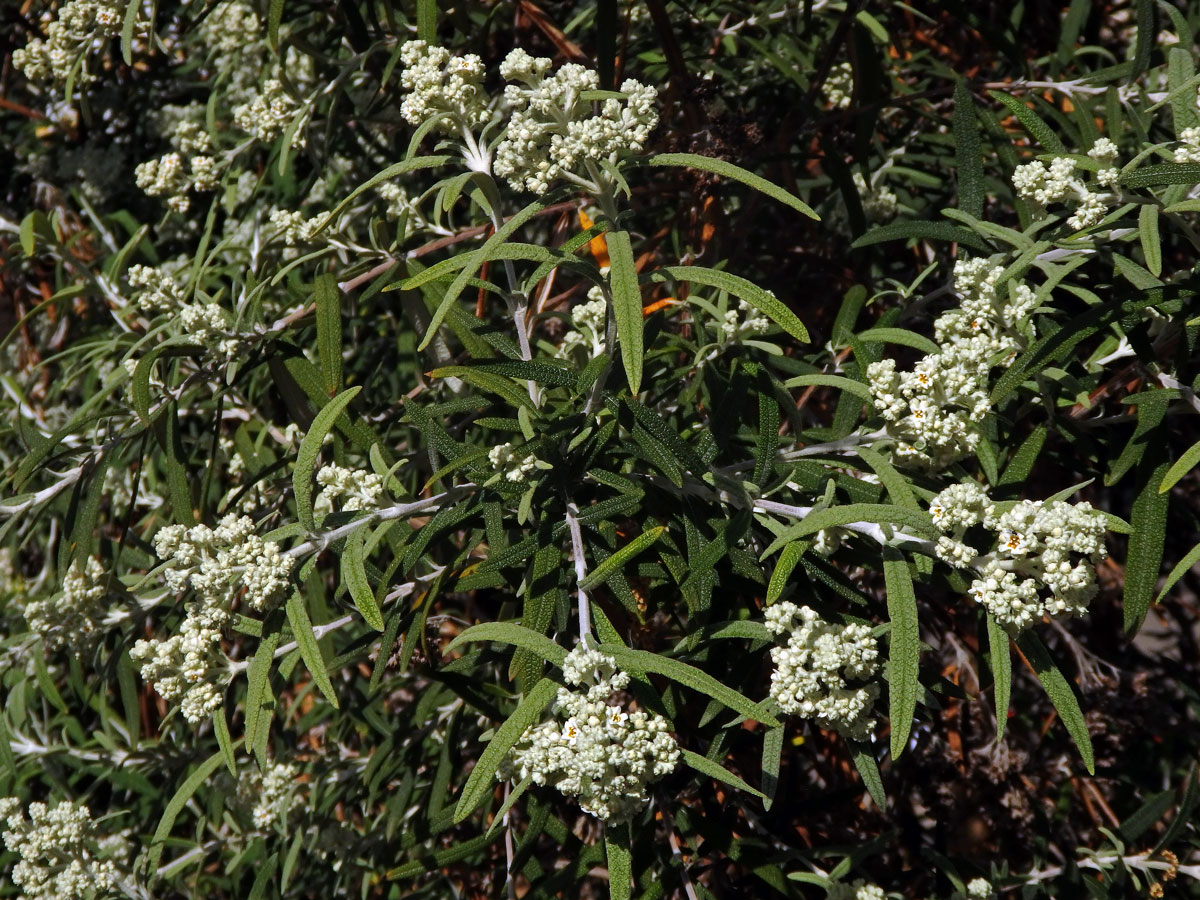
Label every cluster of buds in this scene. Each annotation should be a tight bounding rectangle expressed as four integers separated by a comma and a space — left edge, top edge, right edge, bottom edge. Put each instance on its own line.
269, 209, 334, 246
233, 79, 305, 146
131, 612, 227, 723
1012, 138, 1119, 230
12, 0, 123, 87
398, 40, 490, 130
827, 879, 885, 900
22, 556, 108, 650
719, 299, 771, 343
763, 602, 880, 740
500, 646, 680, 824
493, 49, 658, 193
929, 481, 1108, 631
153, 513, 293, 613
134, 150, 220, 214
488, 443, 541, 483
867, 257, 1038, 468
243, 761, 302, 829
852, 171, 899, 222
0, 798, 128, 900
313, 463, 384, 515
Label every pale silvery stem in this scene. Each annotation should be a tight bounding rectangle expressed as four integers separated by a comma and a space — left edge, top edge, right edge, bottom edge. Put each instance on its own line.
752, 499, 937, 554
228, 614, 356, 674
565, 503, 592, 646
286, 485, 474, 558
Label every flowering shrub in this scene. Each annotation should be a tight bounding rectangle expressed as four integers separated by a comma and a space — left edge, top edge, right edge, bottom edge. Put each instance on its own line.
2, 2, 1200, 899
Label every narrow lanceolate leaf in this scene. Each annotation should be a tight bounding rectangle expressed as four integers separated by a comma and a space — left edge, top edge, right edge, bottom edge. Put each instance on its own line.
783, 373, 873, 402
293, 385, 362, 531
605, 822, 633, 900
245, 626, 282, 755
849, 741, 886, 808
649, 266, 809, 343
1016, 632, 1095, 774
761, 724, 784, 810
314, 273, 343, 394
1125, 450, 1170, 634
883, 547, 919, 760
579, 526, 665, 591
1139, 204, 1162, 277
1159, 437, 1200, 493
986, 613, 1012, 741
443, 621, 568, 668
267, 0, 285, 48
148, 749, 229, 870
681, 748, 766, 800
766, 541, 808, 605
1156, 540, 1200, 603
856, 326, 941, 356
601, 644, 779, 727
342, 530, 384, 631
606, 230, 643, 395
286, 591, 340, 709
988, 91, 1066, 153
645, 153, 819, 219
454, 677, 558, 822
953, 79, 985, 220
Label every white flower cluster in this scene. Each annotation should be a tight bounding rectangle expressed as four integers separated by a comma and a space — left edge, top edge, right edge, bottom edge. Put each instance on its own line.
233, 79, 304, 146
153, 513, 294, 613
134, 151, 219, 214
131, 612, 227, 723
827, 879, 885, 900
22, 556, 108, 650
867, 257, 1039, 468
314, 463, 384, 515
1012, 139, 1118, 230
500, 646, 680, 824
12, 0, 122, 86
246, 761, 302, 829
398, 40, 490, 129
720, 299, 771, 342
488, 442, 539, 483
1175, 125, 1200, 163
494, 50, 658, 194
928, 482, 1108, 631
853, 171, 899, 222
763, 602, 880, 740
0, 798, 127, 900
963, 878, 994, 900
197, 0, 260, 55
127, 264, 186, 311
823, 62, 854, 109
376, 182, 418, 229
558, 286, 608, 358
269, 209, 333, 246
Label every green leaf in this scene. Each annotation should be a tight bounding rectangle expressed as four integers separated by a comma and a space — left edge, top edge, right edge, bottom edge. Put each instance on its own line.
605, 822, 633, 900
783, 373, 873, 402
1120, 163, 1200, 188
681, 748, 766, 800
856, 327, 940, 355
601, 644, 779, 726
644, 153, 819, 219
267, 0, 284, 48
293, 385, 362, 531
419, 194, 552, 352
342, 530, 384, 631
851, 220, 993, 254
120, 0, 140, 64
579, 526, 665, 591
314, 274, 343, 394
285, 591, 339, 709
416, 0, 437, 41
986, 613, 1012, 741
765, 503, 937, 541
1138, 204, 1162, 277
1125, 450, 1170, 634
761, 724, 784, 810
19, 212, 37, 257
884, 548, 919, 760
988, 91, 1067, 153
1155, 540, 1200, 603
953, 79, 985, 220
244, 625, 281, 756
163, 403, 194, 526
1015, 632, 1094, 774
606, 230, 643, 395
147, 748, 229, 871
1159, 437, 1200, 493
443, 622, 568, 668
766, 541, 808, 605
454, 677, 558, 822
848, 741, 886, 808
650, 266, 809, 343
213, 709, 237, 778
